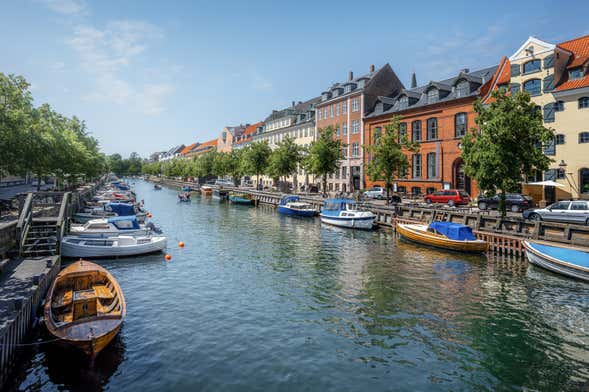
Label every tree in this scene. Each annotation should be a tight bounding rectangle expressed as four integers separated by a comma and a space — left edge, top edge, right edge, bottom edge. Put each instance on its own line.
364, 116, 419, 204
227, 149, 245, 186
267, 136, 303, 191
462, 89, 554, 217
242, 141, 271, 188
305, 126, 342, 196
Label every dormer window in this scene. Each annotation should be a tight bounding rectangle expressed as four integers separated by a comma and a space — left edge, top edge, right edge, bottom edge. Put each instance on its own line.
358, 79, 366, 89
427, 88, 438, 104
523, 60, 541, 74
569, 67, 584, 80
398, 95, 408, 109
344, 85, 351, 93
456, 80, 469, 97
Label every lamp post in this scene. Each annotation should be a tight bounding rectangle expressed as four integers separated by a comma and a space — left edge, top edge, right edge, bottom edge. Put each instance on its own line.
558, 160, 580, 198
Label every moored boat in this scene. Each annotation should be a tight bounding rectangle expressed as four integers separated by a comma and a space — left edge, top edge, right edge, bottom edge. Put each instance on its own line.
154, 184, 162, 190
278, 195, 317, 217
212, 188, 229, 201
320, 199, 375, 229
61, 235, 167, 258
44, 260, 126, 358
181, 186, 194, 192
396, 222, 488, 253
229, 192, 254, 205
178, 192, 191, 202
523, 240, 589, 282
200, 185, 213, 196
70, 216, 150, 237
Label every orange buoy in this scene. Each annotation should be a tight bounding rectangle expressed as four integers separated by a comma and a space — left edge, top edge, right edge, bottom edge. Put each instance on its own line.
165, 254, 172, 261
147, 213, 153, 218
178, 241, 185, 248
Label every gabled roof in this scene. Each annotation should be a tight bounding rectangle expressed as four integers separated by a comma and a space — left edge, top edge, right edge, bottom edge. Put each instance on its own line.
481, 56, 511, 103
234, 122, 263, 145
509, 36, 555, 62
181, 143, 199, 155
554, 34, 589, 92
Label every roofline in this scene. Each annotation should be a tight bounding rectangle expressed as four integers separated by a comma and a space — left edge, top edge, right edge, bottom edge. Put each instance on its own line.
509, 36, 555, 61
366, 95, 477, 121
557, 33, 589, 47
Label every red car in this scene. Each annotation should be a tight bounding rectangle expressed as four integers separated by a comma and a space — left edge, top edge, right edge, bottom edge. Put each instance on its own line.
424, 189, 471, 206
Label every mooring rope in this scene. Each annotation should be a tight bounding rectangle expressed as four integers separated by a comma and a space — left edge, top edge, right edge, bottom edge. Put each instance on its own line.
0, 337, 63, 348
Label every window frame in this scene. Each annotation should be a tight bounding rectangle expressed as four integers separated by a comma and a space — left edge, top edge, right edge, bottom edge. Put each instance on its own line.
426, 152, 437, 179
411, 120, 422, 142
523, 59, 541, 74
412, 154, 422, 178
523, 79, 542, 96
454, 112, 467, 137
456, 80, 469, 97
579, 132, 589, 144
579, 97, 589, 109
426, 117, 438, 140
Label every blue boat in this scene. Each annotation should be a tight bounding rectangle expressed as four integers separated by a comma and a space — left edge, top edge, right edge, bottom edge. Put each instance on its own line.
320, 199, 375, 230
277, 196, 317, 217
523, 240, 589, 282
181, 186, 194, 192
229, 192, 254, 205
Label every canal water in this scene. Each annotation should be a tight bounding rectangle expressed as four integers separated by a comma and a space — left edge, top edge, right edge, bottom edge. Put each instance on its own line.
10, 180, 589, 391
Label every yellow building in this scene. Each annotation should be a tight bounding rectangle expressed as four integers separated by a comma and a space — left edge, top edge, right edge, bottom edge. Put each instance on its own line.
509, 36, 589, 202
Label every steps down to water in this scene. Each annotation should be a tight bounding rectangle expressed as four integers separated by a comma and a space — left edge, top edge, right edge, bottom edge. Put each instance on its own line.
21, 220, 59, 257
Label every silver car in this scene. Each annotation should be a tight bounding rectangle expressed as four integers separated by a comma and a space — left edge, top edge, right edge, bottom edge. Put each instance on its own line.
523, 200, 589, 225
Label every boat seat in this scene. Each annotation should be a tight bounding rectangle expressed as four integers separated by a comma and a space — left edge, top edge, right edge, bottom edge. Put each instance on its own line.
52, 290, 73, 308
94, 285, 114, 299
58, 310, 74, 323
98, 298, 119, 315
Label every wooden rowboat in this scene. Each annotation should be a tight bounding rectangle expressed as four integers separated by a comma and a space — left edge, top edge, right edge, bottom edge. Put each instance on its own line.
44, 260, 126, 358
396, 223, 488, 253
523, 240, 589, 282
200, 185, 213, 196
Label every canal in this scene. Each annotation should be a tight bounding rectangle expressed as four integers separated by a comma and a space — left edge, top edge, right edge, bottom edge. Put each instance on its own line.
10, 180, 589, 391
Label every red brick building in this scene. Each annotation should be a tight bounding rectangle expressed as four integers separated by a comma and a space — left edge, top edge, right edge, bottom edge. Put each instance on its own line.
315, 64, 404, 193
363, 66, 498, 197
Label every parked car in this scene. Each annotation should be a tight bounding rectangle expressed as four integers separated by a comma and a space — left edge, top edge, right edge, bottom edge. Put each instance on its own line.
477, 193, 533, 212
523, 200, 589, 225
364, 186, 386, 199
424, 189, 471, 206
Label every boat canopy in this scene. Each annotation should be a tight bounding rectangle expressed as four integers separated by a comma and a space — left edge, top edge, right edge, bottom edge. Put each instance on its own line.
323, 198, 355, 211
428, 222, 476, 241
107, 215, 140, 230
280, 195, 300, 205
106, 202, 135, 216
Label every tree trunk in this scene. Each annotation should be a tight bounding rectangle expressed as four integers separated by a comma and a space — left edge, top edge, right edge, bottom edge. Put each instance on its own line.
37, 173, 41, 191
386, 180, 391, 205
322, 175, 327, 198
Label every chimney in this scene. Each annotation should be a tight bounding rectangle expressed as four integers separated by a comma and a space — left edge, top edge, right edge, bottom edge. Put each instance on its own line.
292, 101, 295, 107
370, 64, 375, 73
410, 72, 417, 88
349, 71, 353, 81
461, 68, 470, 74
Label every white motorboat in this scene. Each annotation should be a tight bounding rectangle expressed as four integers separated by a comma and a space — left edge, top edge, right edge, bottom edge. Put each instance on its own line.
73, 202, 147, 224
320, 198, 375, 230
70, 216, 150, 237
61, 235, 167, 258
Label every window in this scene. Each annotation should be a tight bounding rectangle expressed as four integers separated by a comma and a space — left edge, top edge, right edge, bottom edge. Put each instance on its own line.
352, 143, 359, 157
411, 187, 422, 195
456, 80, 469, 97
373, 127, 382, 143
543, 103, 555, 123
426, 118, 438, 140
335, 125, 340, 136
397, 185, 407, 193
398, 166, 407, 178
510, 83, 520, 95
523, 60, 541, 74
344, 85, 351, 94
550, 201, 570, 210
341, 146, 347, 158
569, 68, 584, 80
342, 166, 347, 178
427, 88, 438, 103
351, 120, 360, 134
342, 101, 348, 113
543, 137, 555, 156
317, 110, 321, 120
412, 154, 422, 178
324, 108, 328, 118
330, 105, 334, 117
554, 101, 564, 112
555, 134, 565, 145
411, 120, 421, 142
455, 113, 467, 137
579, 97, 589, 109
571, 201, 588, 210
427, 152, 437, 178
523, 79, 541, 96
352, 99, 359, 112
336, 103, 340, 116
579, 132, 589, 143
342, 123, 348, 135
398, 123, 407, 143
557, 168, 565, 180
399, 95, 408, 109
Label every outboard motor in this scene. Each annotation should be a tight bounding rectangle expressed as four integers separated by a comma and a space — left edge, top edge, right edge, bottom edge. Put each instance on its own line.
146, 221, 163, 234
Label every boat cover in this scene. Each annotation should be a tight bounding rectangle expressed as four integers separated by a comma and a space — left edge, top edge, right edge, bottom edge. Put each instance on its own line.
107, 216, 140, 230
280, 195, 300, 205
527, 242, 589, 268
323, 198, 356, 211
428, 222, 476, 241
106, 202, 135, 216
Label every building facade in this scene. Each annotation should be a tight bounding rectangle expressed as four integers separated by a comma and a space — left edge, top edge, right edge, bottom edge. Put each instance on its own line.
315, 64, 404, 193
217, 125, 248, 153
233, 122, 263, 150
364, 66, 497, 197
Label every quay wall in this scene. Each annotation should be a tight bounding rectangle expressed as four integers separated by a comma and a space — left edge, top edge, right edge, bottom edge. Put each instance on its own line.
150, 176, 589, 257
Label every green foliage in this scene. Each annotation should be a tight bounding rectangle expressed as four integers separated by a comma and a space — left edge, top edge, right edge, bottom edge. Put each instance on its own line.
462, 89, 554, 216
242, 141, 271, 185
304, 126, 342, 195
364, 116, 419, 203
267, 136, 303, 181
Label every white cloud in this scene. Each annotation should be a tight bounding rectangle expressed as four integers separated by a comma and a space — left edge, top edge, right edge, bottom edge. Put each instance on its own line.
252, 73, 272, 91
40, 0, 87, 16
68, 19, 173, 115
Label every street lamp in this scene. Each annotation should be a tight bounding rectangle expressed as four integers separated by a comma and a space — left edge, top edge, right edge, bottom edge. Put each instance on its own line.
558, 160, 580, 197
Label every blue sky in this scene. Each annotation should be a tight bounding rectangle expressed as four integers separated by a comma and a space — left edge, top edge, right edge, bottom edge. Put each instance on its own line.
1, 0, 588, 157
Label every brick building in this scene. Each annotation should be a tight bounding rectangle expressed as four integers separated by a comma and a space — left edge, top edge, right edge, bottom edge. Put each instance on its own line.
363, 66, 497, 197
315, 64, 404, 193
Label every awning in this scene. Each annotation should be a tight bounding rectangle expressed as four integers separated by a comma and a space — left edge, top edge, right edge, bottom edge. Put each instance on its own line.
525, 180, 565, 188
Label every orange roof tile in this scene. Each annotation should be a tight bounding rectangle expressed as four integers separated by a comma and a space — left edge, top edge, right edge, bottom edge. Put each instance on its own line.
199, 138, 218, 148
234, 122, 262, 144
482, 56, 510, 103
181, 143, 198, 155
555, 34, 589, 92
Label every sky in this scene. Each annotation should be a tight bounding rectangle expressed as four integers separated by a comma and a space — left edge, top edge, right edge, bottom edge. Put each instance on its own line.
1, 0, 588, 157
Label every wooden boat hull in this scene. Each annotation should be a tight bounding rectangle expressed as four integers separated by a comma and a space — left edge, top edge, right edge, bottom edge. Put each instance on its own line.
44, 260, 126, 358
396, 223, 488, 253
523, 240, 589, 282
320, 214, 374, 230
